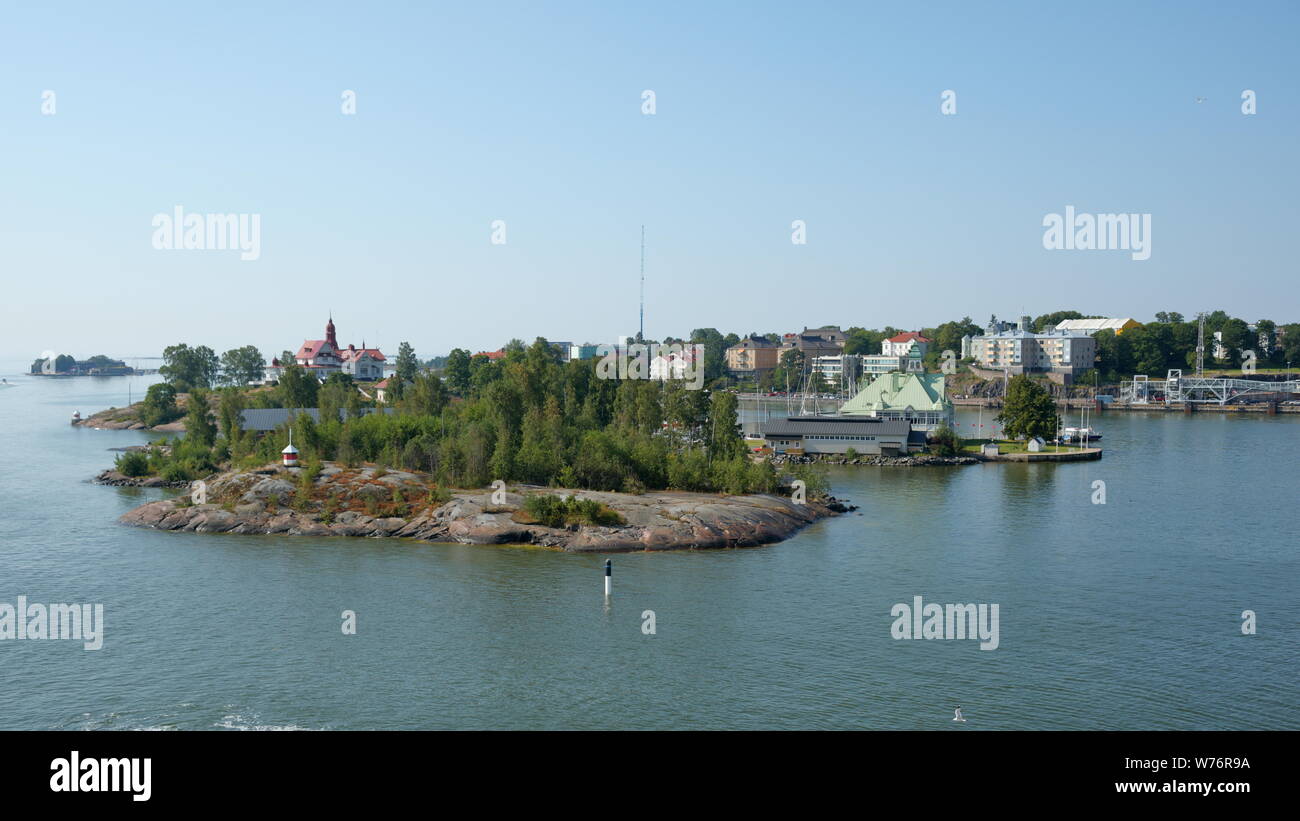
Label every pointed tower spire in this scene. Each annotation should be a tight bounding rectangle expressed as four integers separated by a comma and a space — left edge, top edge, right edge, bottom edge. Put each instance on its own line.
325, 312, 338, 349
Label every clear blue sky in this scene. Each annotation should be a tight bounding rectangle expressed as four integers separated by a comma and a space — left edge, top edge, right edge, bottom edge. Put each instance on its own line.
2, 0, 1296, 361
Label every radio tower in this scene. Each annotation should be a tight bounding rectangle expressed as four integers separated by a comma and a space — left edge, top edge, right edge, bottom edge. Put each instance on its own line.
639, 225, 645, 342
1196, 312, 1206, 376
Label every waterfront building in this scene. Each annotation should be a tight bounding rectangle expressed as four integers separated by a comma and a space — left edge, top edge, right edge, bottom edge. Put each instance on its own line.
967, 327, 1096, 382
839, 371, 954, 431
760, 416, 923, 456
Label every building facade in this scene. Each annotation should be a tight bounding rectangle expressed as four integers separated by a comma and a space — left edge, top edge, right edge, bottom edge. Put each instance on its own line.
881, 332, 931, 358
966, 328, 1096, 381
781, 326, 846, 360
839, 371, 954, 431
725, 335, 781, 375
759, 416, 922, 456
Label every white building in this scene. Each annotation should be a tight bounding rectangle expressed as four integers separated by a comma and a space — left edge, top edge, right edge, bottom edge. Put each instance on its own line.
968, 328, 1096, 381
881, 332, 931, 358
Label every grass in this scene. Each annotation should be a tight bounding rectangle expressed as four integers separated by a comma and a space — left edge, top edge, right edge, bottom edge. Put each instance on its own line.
960, 438, 1082, 455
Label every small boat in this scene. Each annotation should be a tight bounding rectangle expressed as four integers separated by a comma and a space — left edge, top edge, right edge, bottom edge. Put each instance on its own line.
1059, 426, 1101, 442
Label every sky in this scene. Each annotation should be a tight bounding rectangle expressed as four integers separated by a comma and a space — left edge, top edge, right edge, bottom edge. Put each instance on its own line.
1, 0, 1297, 362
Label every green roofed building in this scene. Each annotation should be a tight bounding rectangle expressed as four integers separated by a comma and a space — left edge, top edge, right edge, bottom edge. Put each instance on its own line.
838, 371, 954, 432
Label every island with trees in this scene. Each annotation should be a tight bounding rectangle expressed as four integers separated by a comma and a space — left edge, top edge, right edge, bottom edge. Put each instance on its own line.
104, 337, 845, 552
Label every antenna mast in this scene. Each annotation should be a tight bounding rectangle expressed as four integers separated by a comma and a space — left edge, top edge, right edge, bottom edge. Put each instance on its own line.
1196, 312, 1206, 376
639, 225, 645, 341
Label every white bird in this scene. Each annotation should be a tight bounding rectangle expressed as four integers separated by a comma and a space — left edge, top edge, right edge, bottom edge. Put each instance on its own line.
1195, 97, 1207, 104
953, 707, 966, 722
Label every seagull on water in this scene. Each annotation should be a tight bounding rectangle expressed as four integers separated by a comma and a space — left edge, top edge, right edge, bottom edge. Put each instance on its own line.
953, 707, 966, 723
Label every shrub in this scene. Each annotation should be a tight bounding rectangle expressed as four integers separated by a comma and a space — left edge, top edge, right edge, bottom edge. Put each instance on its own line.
427, 484, 452, 506
927, 424, 961, 457
115, 450, 150, 477
523, 494, 624, 528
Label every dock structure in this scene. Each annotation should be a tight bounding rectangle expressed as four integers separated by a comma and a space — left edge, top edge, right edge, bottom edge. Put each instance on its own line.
1120, 369, 1300, 406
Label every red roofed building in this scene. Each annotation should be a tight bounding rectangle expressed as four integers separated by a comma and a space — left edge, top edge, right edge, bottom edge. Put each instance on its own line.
881, 332, 931, 358
265, 316, 387, 383
475, 349, 506, 361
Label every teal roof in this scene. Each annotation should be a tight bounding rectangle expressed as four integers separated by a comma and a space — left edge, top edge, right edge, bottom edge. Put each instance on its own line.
839, 372, 949, 414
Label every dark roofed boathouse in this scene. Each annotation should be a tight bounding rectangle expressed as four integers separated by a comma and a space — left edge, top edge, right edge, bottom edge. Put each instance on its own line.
759, 416, 923, 456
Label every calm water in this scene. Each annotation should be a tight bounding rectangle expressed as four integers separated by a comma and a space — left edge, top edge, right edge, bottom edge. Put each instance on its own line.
0, 366, 1295, 730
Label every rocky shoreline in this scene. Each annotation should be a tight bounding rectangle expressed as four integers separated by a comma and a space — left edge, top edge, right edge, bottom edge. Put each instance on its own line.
93, 469, 191, 489
772, 453, 978, 467
117, 464, 845, 552
74, 402, 186, 432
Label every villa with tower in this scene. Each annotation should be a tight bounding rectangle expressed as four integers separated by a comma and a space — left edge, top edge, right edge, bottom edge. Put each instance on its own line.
263, 316, 387, 383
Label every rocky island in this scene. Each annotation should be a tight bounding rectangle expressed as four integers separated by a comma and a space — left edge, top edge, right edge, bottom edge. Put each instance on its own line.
118, 463, 845, 552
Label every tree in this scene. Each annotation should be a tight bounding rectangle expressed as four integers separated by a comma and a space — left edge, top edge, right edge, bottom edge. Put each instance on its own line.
185, 390, 217, 448
706, 390, 743, 462
996, 375, 1059, 440
278, 362, 318, 408
401, 372, 449, 418
392, 342, 419, 400
139, 382, 180, 427
1217, 318, 1251, 366
216, 388, 247, 449
843, 327, 884, 356
444, 348, 473, 396
1281, 324, 1300, 369
160, 343, 219, 390
927, 424, 961, 456
220, 345, 265, 386
772, 348, 804, 392
690, 328, 728, 383
1031, 310, 1084, 333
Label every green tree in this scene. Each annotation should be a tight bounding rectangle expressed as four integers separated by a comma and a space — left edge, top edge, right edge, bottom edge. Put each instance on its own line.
391, 341, 419, 400
278, 362, 319, 408
139, 382, 181, 427
996, 375, 1059, 440
444, 348, 473, 395
160, 343, 219, 390
689, 328, 729, 383
216, 388, 247, 448
185, 389, 217, 448
706, 390, 743, 462
927, 423, 961, 456
219, 345, 265, 386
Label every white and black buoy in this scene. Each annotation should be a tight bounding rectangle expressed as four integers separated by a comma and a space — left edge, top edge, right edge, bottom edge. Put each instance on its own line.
604, 559, 612, 598
282, 428, 299, 468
